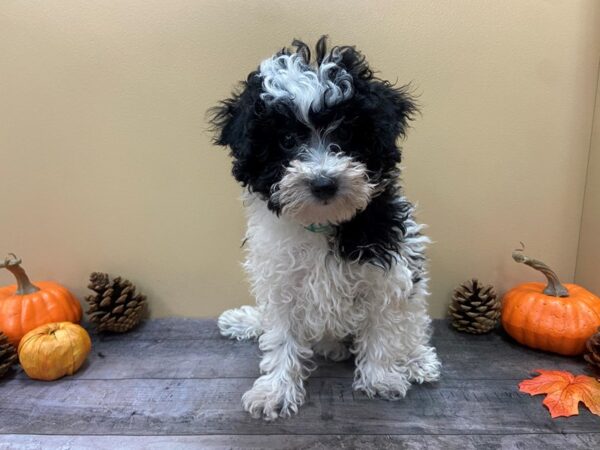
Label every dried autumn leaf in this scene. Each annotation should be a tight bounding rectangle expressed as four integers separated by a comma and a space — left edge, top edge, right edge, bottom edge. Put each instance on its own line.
519, 369, 600, 418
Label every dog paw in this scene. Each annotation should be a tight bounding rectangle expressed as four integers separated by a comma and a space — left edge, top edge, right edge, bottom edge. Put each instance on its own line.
218, 306, 262, 341
242, 376, 304, 420
313, 338, 351, 362
353, 370, 411, 400
405, 347, 441, 384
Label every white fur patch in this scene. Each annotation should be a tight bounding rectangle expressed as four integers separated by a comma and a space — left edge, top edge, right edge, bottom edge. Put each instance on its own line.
258, 51, 353, 124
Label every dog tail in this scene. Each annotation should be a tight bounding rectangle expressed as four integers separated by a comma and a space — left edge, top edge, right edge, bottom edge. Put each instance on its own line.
218, 305, 263, 340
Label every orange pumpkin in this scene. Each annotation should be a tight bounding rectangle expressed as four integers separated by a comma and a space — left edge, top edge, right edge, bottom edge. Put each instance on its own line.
0, 254, 82, 347
502, 249, 600, 355
18, 322, 91, 381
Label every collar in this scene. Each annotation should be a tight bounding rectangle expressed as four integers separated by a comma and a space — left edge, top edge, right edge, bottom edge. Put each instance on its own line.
304, 223, 336, 234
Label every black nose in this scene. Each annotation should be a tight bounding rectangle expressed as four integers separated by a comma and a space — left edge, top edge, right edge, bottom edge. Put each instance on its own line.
309, 176, 338, 200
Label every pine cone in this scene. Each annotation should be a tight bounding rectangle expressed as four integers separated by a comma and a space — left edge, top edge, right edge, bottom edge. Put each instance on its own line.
0, 331, 18, 378
85, 272, 147, 333
449, 279, 500, 334
584, 327, 600, 374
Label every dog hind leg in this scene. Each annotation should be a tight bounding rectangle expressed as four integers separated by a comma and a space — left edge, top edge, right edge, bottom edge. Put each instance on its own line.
218, 305, 263, 340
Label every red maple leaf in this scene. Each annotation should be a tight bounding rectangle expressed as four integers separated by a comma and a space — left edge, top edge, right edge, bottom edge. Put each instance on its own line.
519, 369, 600, 418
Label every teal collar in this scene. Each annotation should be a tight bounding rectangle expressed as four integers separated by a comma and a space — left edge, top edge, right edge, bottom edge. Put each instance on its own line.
304, 223, 335, 234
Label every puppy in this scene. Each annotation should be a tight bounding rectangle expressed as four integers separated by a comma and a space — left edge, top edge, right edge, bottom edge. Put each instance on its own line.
210, 36, 440, 420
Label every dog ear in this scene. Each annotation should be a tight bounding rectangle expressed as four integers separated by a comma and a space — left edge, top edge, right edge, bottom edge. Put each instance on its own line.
370, 81, 418, 142
328, 43, 417, 149
209, 74, 264, 186
361, 80, 418, 168
209, 78, 258, 151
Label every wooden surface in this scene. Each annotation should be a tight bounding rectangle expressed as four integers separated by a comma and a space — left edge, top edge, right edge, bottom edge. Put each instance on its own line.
0, 319, 598, 449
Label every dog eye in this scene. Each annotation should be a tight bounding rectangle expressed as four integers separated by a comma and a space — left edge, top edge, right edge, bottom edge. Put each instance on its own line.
279, 134, 297, 150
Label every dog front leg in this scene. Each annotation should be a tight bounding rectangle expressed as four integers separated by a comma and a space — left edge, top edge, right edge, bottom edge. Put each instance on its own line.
352, 292, 440, 399
242, 326, 313, 420
352, 309, 412, 400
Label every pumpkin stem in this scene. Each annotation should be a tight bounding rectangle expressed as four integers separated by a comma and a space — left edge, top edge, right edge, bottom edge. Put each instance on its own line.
512, 248, 569, 297
0, 254, 41, 295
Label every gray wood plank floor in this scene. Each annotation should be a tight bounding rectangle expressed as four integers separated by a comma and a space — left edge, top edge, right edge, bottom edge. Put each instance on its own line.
0, 319, 598, 449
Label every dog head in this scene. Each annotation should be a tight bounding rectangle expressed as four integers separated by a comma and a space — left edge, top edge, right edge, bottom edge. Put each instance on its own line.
210, 36, 416, 226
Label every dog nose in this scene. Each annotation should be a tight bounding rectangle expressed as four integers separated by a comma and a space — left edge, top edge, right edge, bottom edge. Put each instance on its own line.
309, 176, 338, 200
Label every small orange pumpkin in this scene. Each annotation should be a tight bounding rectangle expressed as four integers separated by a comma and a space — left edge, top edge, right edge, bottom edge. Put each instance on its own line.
502, 249, 600, 355
18, 322, 91, 381
0, 254, 82, 347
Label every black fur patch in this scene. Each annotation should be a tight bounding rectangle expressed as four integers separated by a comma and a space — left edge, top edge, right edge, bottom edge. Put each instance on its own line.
334, 186, 418, 270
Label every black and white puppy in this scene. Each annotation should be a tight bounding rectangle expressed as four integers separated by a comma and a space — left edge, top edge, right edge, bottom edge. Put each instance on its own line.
210, 36, 440, 420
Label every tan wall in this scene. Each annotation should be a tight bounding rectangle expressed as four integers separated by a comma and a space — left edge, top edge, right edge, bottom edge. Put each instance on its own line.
576, 65, 600, 295
1, 1, 599, 318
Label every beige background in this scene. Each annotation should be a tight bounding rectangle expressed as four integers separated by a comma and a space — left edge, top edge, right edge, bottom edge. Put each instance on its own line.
1, 1, 599, 318
576, 63, 600, 295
